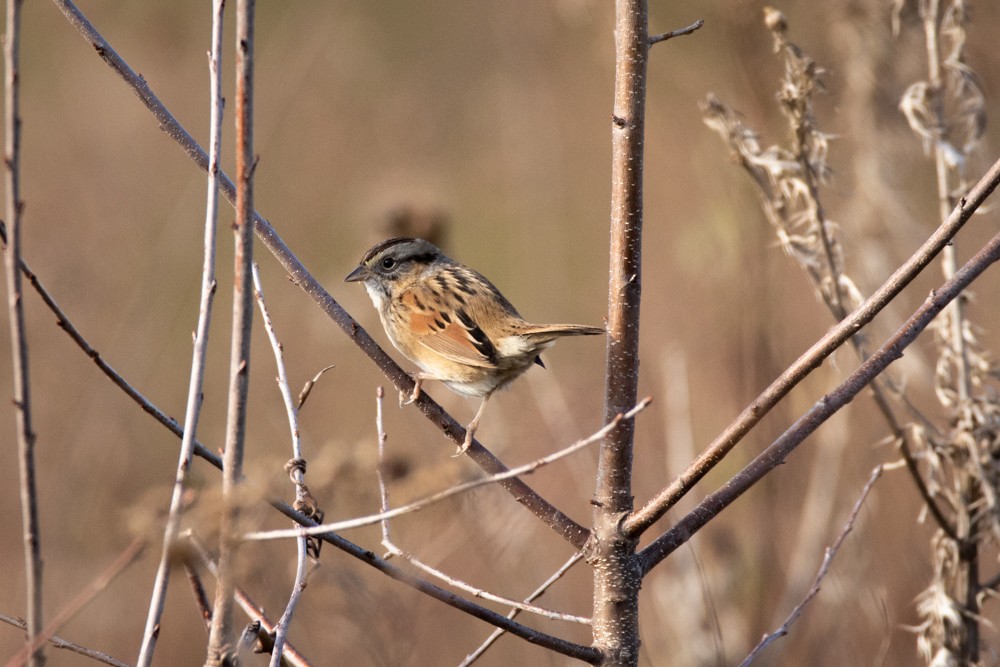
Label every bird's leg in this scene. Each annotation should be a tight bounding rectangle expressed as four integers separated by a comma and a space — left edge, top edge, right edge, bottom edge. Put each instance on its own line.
455, 394, 490, 456
400, 372, 435, 407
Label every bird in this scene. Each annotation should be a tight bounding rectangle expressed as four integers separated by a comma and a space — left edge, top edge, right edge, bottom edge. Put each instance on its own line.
345, 237, 604, 454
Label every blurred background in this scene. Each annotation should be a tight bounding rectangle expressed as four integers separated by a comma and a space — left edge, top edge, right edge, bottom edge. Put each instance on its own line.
1, 0, 1000, 665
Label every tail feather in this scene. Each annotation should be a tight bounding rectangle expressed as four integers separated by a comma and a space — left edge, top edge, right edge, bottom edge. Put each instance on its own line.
519, 323, 605, 337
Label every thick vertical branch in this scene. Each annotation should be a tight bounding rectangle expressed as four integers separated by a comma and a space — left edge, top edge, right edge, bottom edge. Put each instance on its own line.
3, 0, 44, 665
136, 2, 224, 664
590, 1, 647, 664
206, 1, 254, 664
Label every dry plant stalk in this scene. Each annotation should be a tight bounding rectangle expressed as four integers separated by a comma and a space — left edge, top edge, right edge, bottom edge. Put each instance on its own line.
703, 4, 999, 664
899, 1, 997, 664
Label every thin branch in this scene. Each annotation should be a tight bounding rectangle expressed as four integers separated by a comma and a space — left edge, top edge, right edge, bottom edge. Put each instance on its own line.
251, 263, 315, 667
137, 1, 224, 662
48, 0, 588, 550
459, 553, 585, 666
374, 388, 589, 625
206, 1, 255, 662
8, 251, 221, 468
0, 615, 130, 667
4, 0, 42, 663
244, 398, 652, 541
624, 153, 1000, 538
264, 498, 604, 663
738, 465, 885, 667
5, 539, 145, 667
185, 534, 312, 667
648, 18, 704, 46
182, 557, 214, 632
640, 225, 1000, 574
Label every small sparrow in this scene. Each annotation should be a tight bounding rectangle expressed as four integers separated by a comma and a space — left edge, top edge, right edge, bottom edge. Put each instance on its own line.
346, 237, 604, 454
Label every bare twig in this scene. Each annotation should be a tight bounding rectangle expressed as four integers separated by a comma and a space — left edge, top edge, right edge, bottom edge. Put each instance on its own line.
0, 615, 130, 667
48, 0, 588, 550
459, 553, 585, 666
137, 2, 224, 663
373, 388, 589, 625
5, 539, 145, 667
3, 0, 42, 663
625, 152, 1000, 538
7, 250, 221, 467
182, 557, 214, 632
251, 263, 315, 667
640, 225, 1000, 573
738, 465, 886, 667
185, 534, 312, 667
296, 364, 335, 410
206, 1, 255, 662
245, 398, 651, 541
648, 18, 704, 46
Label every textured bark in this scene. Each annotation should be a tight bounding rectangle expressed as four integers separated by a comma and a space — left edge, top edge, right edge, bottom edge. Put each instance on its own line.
590, 1, 648, 664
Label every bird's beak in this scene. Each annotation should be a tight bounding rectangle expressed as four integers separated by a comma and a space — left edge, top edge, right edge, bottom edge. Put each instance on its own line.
344, 265, 369, 283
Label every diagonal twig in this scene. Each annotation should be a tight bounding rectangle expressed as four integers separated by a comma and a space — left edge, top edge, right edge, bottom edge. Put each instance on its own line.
648, 18, 704, 46
5, 538, 145, 667
640, 224, 1000, 574
0, 614, 130, 667
374, 387, 590, 626
624, 152, 1000, 538
738, 464, 888, 666
244, 398, 651, 541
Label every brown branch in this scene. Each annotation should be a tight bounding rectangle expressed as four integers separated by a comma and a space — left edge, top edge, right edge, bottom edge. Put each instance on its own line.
265, 501, 604, 664
49, 0, 587, 551
624, 153, 1000, 538
185, 535, 312, 667
3, 0, 43, 663
206, 1, 255, 663
5, 251, 220, 468
648, 18, 704, 46
590, 0, 647, 664
5, 538, 145, 667
639, 224, 1000, 574
0, 614, 130, 667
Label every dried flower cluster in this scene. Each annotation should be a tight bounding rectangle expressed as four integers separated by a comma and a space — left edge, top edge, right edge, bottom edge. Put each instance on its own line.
901, 1, 998, 665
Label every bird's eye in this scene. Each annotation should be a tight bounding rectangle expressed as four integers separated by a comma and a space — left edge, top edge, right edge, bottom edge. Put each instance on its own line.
380, 257, 397, 271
